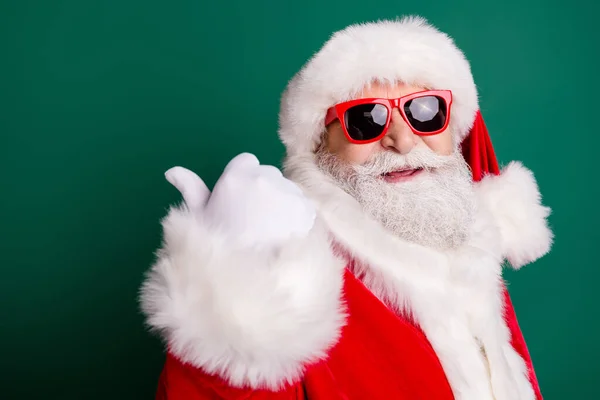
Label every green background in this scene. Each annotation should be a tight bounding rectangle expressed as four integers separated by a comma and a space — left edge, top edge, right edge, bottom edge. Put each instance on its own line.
1, 0, 597, 398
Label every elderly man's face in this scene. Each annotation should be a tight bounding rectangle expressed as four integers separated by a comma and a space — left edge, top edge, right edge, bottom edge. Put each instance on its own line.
316, 81, 476, 250
324, 81, 455, 167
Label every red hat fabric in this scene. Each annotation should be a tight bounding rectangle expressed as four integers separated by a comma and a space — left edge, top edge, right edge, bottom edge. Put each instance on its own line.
461, 110, 500, 182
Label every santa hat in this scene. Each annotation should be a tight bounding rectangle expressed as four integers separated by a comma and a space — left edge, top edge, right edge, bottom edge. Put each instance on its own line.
278, 15, 497, 181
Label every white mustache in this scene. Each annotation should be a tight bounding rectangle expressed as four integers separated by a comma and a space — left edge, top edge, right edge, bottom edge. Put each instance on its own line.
354, 147, 458, 176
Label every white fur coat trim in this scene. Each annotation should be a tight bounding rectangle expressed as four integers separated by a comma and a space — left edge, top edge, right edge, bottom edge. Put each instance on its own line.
475, 161, 553, 269
139, 205, 346, 390
284, 153, 546, 400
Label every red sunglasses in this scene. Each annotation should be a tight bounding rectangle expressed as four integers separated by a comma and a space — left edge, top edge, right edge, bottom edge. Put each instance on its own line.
324, 90, 452, 144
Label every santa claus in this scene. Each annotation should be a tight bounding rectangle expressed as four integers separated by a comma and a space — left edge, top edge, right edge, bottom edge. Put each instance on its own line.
140, 16, 553, 400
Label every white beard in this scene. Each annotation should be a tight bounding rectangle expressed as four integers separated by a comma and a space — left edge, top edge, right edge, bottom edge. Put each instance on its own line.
315, 146, 476, 250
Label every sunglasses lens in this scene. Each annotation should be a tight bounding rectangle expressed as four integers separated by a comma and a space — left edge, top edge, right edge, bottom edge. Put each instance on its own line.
404, 95, 447, 133
344, 103, 388, 141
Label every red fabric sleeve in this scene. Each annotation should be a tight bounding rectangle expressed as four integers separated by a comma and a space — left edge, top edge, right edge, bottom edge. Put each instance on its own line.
155, 352, 306, 400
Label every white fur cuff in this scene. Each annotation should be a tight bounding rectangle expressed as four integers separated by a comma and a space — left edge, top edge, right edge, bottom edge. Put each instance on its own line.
139, 205, 346, 390
475, 161, 553, 269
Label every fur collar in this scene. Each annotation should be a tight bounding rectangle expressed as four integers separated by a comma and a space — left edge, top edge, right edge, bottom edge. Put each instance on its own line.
284, 152, 539, 400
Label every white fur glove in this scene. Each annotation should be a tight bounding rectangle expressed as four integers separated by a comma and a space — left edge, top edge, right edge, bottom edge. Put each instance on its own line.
165, 152, 317, 250
142, 152, 344, 389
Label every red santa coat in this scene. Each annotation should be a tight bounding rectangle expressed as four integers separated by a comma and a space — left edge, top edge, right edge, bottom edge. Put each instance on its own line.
156, 267, 454, 400
142, 113, 551, 400
155, 269, 542, 400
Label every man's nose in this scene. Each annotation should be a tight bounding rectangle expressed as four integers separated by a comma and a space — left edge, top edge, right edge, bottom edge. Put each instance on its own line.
380, 108, 417, 155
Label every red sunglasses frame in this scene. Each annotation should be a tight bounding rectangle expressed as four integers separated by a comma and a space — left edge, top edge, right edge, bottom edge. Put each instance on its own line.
324, 89, 453, 144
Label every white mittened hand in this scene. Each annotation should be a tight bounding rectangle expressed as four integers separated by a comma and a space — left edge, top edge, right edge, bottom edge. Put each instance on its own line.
165, 153, 316, 250
147, 154, 342, 390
